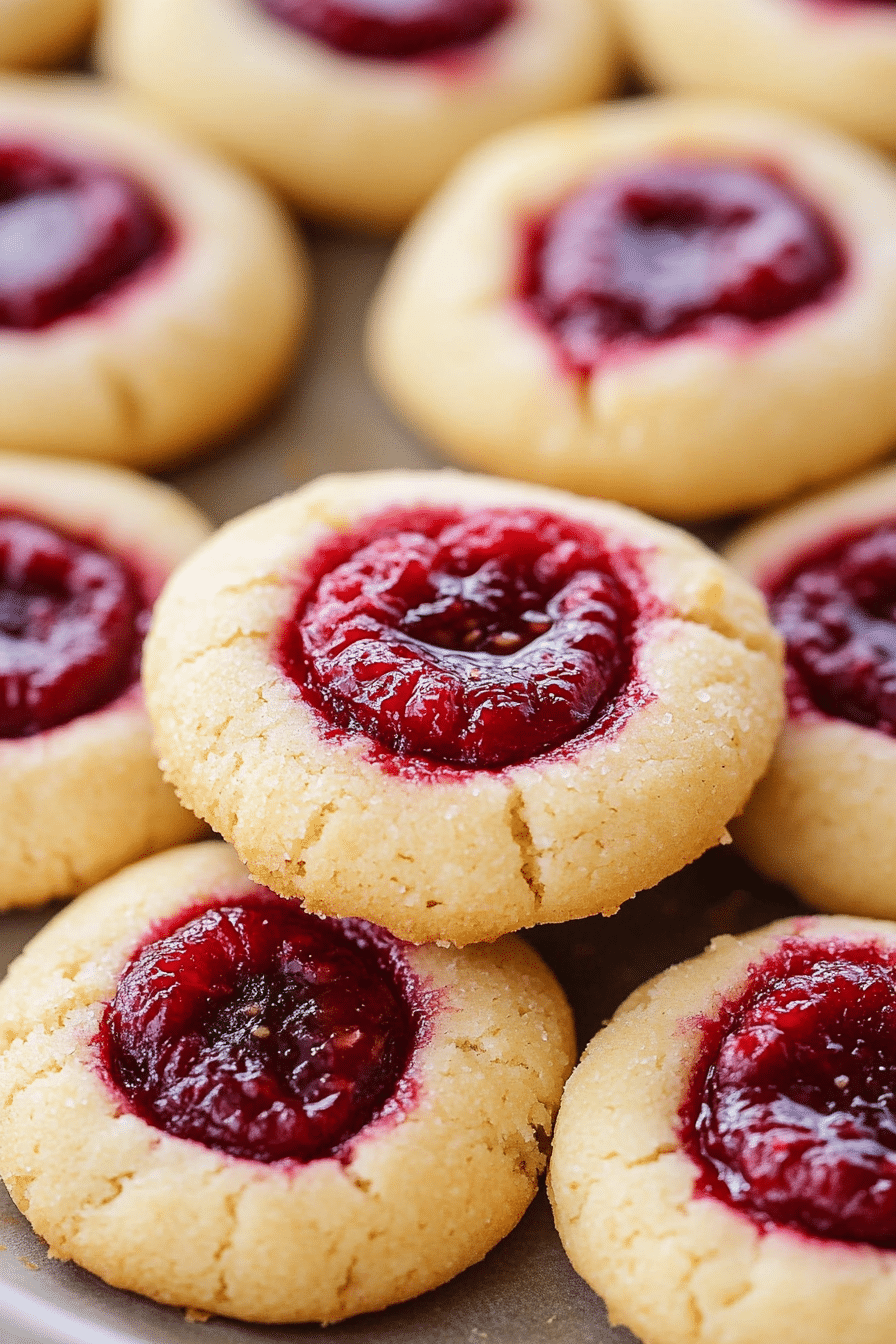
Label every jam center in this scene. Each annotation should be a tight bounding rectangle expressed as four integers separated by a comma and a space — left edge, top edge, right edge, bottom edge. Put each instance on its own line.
257, 0, 511, 59
0, 142, 170, 330
768, 516, 896, 734
519, 159, 845, 374
682, 937, 896, 1247
277, 505, 644, 771
101, 890, 419, 1164
0, 512, 143, 738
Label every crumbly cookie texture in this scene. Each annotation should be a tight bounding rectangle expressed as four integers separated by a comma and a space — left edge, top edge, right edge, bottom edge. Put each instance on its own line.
548, 914, 896, 1344
0, 452, 210, 909
0, 0, 96, 68
614, 0, 896, 154
368, 97, 896, 519
97, 0, 619, 230
0, 841, 575, 1323
0, 75, 308, 469
144, 469, 784, 946
725, 462, 896, 920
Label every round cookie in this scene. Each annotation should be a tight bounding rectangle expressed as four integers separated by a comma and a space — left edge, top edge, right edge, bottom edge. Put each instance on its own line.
0, 75, 308, 469
0, 452, 211, 910
0, 840, 575, 1323
144, 468, 784, 946
549, 914, 896, 1344
614, 0, 896, 155
725, 462, 896, 921
97, 0, 619, 230
368, 98, 896, 520
0, 0, 96, 69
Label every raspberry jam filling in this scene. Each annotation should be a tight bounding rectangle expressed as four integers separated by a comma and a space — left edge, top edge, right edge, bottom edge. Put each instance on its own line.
767, 516, 896, 734
519, 159, 845, 375
278, 505, 647, 771
681, 936, 896, 1247
257, 0, 511, 59
0, 512, 144, 738
100, 890, 421, 1164
0, 142, 170, 329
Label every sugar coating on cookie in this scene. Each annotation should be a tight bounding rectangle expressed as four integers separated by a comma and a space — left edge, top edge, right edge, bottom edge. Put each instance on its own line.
726, 462, 896, 920
369, 98, 896, 519
0, 76, 308, 469
549, 914, 896, 1344
0, 0, 96, 69
615, 0, 896, 154
144, 469, 784, 946
0, 452, 211, 909
0, 841, 575, 1322
98, 0, 619, 229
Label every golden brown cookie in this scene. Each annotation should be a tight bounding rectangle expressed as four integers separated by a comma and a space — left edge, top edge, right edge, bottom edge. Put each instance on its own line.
550, 914, 896, 1344
369, 98, 896, 519
144, 468, 784, 946
0, 75, 308, 469
98, 0, 619, 229
0, 452, 210, 909
0, 840, 575, 1323
0, 0, 96, 68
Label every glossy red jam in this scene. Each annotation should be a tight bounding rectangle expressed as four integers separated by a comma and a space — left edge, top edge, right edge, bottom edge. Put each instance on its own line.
0, 512, 144, 738
519, 160, 845, 375
0, 142, 170, 330
682, 935, 896, 1247
278, 505, 648, 771
767, 516, 896, 734
100, 889, 422, 1164
257, 0, 511, 59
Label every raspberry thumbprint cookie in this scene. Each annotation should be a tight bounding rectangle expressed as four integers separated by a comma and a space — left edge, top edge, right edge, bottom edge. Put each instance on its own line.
97, 0, 619, 229
0, 77, 307, 468
144, 469, 784, 946
369, 99, 896, 519
615, 0, 896, 155
0, 0, 96, 69
725, 463, 896, 920
0, 453, 210, 909
550, 915, 896, 1344
0, 842, 575, 1322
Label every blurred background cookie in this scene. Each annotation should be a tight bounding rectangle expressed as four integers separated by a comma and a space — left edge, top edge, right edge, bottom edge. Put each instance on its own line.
0, 0, 96, 70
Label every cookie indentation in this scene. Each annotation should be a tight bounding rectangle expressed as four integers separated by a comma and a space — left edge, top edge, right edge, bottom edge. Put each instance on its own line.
100, 889, 421, 1163
257, 0, 511, 60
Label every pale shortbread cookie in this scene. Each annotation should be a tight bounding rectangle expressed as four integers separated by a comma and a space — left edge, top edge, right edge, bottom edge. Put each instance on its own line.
0, 453, 210, 909
0, 841, 575, 1323
549, 914, 896, 1344
0, 0, 96, 68
97, 0, 619, 230
726, 463, 896, 921
0, 76, 308, 469
144, 469, 784, 946
614, 0, 896, 154
368, 99, 896, 520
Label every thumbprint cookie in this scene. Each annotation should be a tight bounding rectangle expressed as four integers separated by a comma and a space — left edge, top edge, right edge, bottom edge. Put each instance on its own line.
550, 915, 896, 1344
144, 469, 784, 946
0, 76, 308, 469
0, 452, 210, 909
0, 841, 575, 1322
726, 462, 896, 921
97, 0, 619, 229
615, 0, 896, 155
369, 99, 896, 519
0, 0, 96, 69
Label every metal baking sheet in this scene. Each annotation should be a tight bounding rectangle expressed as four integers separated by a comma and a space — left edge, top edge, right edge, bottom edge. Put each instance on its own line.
0, 228, 805, 1344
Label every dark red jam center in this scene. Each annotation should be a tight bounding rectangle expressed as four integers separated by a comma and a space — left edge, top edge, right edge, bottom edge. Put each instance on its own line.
682, 936, 896, 1247
0, 142, 170, 330
101, 890, 419, 1164
519, 159, 845, 375
767, 516, 896, 734
0, 512, 143, 738
277, 505, 644, 771
257, 0, 511, 59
